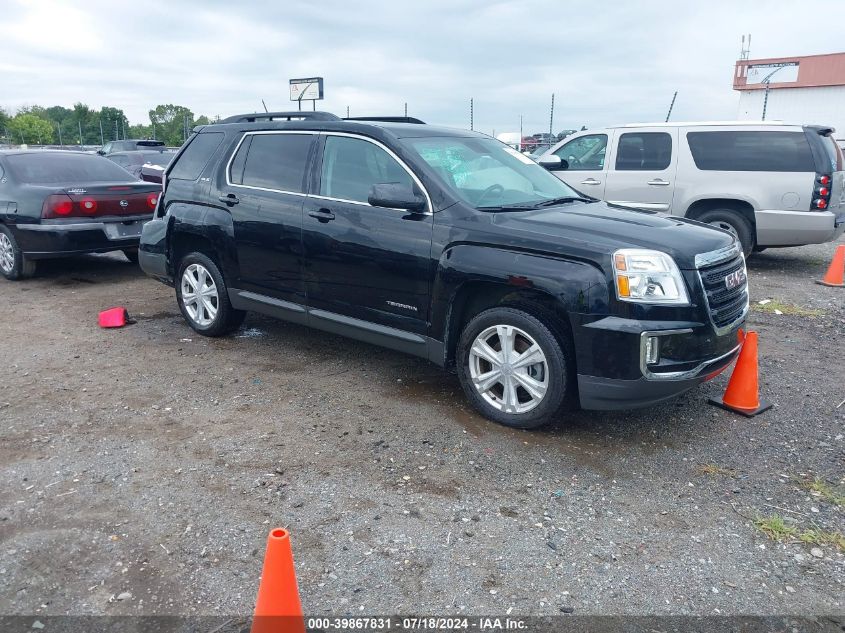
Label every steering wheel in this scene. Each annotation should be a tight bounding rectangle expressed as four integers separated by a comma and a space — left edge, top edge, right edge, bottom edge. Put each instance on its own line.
475, 184, 505, 207
567, 154, 582, 167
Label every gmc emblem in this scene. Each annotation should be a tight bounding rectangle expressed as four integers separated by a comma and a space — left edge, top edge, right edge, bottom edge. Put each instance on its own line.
725, 268, 746, 290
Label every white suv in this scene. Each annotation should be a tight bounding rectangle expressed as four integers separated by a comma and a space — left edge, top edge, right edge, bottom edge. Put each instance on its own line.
538, 122, 845, 255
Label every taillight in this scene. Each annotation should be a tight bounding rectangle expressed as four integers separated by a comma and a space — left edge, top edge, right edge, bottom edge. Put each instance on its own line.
812, 174, 832, 210
80, 198, 98, 214
146, 193, 158, 210
42, 194, 74, 219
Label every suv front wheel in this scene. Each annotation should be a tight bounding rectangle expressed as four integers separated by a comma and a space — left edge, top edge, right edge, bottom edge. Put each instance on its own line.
457, 307, 570, 429
176, 252, 245, 336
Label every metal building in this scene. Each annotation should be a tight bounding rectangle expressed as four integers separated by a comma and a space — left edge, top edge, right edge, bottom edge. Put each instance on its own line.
734, 52, 845, 141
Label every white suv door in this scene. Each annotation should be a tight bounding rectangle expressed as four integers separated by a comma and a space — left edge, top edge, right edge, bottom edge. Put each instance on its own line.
604, 128, 679, 212
550, 132, 611, 198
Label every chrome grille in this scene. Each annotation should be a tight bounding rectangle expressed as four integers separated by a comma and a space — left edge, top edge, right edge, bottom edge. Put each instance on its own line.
696, 246, 748, 332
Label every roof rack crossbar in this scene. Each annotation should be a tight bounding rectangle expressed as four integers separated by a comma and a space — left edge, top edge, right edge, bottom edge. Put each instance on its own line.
219, 111, 341, 124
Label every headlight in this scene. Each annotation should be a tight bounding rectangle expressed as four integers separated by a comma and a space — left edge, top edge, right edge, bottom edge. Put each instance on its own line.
612, 249, 689, 305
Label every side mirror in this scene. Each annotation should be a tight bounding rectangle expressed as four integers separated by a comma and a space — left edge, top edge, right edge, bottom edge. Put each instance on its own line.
368, 183, 426, 212
538, 155, 567, 171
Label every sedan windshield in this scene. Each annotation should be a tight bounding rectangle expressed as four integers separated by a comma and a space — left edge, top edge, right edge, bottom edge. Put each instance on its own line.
403, 136, 582, 209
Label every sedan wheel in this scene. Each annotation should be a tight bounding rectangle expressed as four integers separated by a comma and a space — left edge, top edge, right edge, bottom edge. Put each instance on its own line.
468, 324, 549, 414
181, 263, 219, 327
0, 233, 14, 274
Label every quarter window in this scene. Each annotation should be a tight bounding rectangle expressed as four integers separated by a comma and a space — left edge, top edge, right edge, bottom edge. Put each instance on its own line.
554, 134, 607, 171
687, 131, 815, 172
236, 133, 313, 192
169, 132, 224, 181
320, 136, 414, 204
615, 132, 672, 171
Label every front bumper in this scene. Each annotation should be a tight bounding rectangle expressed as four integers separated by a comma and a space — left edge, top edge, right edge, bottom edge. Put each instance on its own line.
755, 209, 845, 247
573, 316, 743, 411
12, 216, 150, 258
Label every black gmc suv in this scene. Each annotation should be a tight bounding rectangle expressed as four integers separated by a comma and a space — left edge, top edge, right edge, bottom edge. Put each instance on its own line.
139, 112, 749, 428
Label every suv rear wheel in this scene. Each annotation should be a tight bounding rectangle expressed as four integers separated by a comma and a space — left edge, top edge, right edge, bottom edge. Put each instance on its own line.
456, 307, 570, 429
176, 252, 245, 336
0, 225, 37, 281
696, 209, 754, 257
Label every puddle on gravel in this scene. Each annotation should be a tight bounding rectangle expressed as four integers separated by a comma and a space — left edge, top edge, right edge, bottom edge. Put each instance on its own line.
236, 327, 266, 338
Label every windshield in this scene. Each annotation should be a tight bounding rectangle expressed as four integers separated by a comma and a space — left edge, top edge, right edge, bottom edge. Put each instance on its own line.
6, 152, 136, 184
139, 151, 175, 166
403, 136, 581, 208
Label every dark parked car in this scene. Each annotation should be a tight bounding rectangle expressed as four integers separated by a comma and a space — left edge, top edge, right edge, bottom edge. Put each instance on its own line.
106, 150, 176, 180
97, 139, 166, 155
139, 112, 748, 428
0, 150, 161, 278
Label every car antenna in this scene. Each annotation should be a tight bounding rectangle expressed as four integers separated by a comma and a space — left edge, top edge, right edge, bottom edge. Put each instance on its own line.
261, 99, 269, 113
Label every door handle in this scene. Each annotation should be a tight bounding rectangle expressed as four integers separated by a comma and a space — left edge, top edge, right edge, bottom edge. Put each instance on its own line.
647, 179, 670, 186
580, 178, 601, 185
308, 208, 336, 222
218, 193, 239, 205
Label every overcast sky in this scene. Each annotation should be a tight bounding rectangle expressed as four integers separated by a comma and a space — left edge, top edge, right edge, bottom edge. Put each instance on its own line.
1, 0, 842, 135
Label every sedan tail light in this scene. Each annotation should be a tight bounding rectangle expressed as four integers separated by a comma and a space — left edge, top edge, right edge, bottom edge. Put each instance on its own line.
42, 194, 75, 219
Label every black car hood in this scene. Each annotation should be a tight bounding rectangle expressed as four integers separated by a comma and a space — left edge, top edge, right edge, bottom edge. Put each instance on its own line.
489, 202, 736, 269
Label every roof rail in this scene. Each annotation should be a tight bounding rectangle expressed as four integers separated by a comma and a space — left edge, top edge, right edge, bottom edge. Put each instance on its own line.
219, 111, 341, 123
344, 116, 426, 124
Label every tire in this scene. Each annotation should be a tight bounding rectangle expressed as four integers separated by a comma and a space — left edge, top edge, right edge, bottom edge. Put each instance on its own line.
456, 306, 571, 429
696, 209, 754, 257
175, 252, 245, 336
123, 248, 139, 265
0, 225, 37, 281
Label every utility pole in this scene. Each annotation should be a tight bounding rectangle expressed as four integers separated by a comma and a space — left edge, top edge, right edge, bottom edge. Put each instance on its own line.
99, 119, 104, 145
549, 93, 555, 148
152, 122, 156, 140
57, 123, 63, 148
665, 91, 678, 122
519, 115, 523, 151
78, 120, 83, 146
470, 98, 474, 131
346, 106, 350, 118
114, 119, 118, 141
404, 102, 408, 117
121, 119, 126, 140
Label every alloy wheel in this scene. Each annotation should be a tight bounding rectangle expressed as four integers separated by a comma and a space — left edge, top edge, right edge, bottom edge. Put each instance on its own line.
0, 233, 14, 274
468, 324, 549, 414
181, 263, 219, 326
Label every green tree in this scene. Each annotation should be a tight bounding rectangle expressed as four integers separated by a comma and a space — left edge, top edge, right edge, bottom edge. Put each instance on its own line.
149, 104, 196, 145
0, 107, 9, 142
8, 113, 55, 145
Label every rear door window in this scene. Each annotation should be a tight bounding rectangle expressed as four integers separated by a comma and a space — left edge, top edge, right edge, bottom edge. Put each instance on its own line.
615, 132, 672, 170
169, 132, 225, 181
687, 131, 814, 171
232, 133, 314, 193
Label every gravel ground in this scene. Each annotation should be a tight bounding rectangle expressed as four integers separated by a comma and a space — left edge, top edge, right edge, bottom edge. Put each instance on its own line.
0, 237, 843, 619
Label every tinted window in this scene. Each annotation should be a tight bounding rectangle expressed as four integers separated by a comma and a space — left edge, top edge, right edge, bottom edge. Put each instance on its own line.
615, 132, 672, 171
237, 133, 313, 192
228, 136, 252, 185
321, 136, 413, 203
139, 151, 175, 167
6, 153, 135, 184
687, 131, 814, 172
169, 132, 224, 181
554, 134, 607, 171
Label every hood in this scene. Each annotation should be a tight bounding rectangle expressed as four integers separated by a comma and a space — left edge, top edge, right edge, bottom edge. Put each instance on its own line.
489, 202, 736, 269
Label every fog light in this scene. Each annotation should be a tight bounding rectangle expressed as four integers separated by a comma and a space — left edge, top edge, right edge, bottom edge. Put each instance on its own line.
645, 336, 660, 365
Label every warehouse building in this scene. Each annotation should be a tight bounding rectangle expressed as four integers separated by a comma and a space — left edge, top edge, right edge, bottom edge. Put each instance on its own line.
734, 51, 845, 141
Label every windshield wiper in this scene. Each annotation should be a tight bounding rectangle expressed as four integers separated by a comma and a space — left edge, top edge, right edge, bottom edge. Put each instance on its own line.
476, 204, 539, 212
534, 196, 596, 207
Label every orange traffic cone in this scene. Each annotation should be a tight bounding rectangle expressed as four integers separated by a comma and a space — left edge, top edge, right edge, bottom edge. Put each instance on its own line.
709, 331, 772, 417
816, 244, 845, 287
251, 528, 305, 633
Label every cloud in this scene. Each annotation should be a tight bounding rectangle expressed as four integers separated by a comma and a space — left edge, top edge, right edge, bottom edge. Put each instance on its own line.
1, 0, 842, 135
